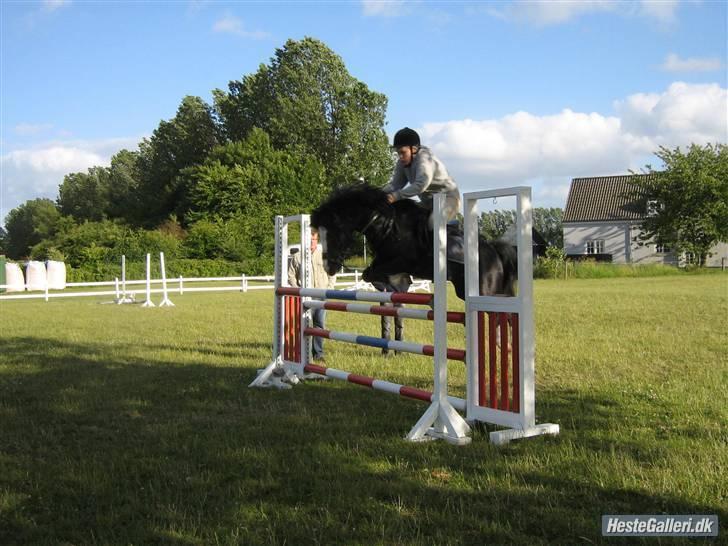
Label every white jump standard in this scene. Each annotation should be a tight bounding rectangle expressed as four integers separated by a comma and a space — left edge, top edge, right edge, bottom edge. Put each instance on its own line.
250, 188, 559, 445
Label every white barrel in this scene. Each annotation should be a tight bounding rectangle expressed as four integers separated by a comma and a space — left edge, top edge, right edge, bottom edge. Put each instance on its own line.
25, 261, 47, 291
4, 262, 25, 292
46, 260, 67, 290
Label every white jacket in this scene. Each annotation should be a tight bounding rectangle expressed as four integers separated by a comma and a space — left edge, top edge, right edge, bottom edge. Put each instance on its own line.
382, 146, 460, 208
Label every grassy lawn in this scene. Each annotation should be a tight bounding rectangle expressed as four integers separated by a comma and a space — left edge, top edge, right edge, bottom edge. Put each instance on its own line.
0, 275, 726, 545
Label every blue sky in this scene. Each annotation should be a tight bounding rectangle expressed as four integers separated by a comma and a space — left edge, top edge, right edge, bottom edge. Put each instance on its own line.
2, 0, 726, 226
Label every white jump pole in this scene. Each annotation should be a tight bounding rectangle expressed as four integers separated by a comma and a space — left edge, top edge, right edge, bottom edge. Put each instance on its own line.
115, 255, 134, 304
158, 252, 175, 307
121, 254, 126, 299
141, 253, 155, 307
405, 193, 471, 445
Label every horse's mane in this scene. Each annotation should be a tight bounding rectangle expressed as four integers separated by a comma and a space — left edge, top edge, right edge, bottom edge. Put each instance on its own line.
312, 183, 391, 227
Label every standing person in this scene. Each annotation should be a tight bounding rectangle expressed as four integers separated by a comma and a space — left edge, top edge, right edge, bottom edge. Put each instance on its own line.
382, 127, 461, 229
288, 228, 336, 362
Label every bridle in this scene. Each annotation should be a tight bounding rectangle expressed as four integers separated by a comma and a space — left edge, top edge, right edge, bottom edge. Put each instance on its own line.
361, 211, 394, 241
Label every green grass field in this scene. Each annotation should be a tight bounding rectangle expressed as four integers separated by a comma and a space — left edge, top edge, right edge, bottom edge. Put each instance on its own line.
1, 275, 726, 545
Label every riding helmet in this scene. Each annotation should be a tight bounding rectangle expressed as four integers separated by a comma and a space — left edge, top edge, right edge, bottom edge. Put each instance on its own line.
393, 127, 420, 148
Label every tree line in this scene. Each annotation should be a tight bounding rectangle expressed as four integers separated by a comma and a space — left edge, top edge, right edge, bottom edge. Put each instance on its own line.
1, 36, 725, 270
1, 38, 392, 272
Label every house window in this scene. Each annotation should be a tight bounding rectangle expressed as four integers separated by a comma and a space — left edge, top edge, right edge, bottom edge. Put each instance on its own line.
684, 252, 695, 265
586, 240, 604, 254
655, 243, 670, 253
647, 200, 661, 217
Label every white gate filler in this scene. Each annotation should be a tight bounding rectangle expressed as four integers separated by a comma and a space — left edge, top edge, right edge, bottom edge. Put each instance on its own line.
251, 188, 559, 445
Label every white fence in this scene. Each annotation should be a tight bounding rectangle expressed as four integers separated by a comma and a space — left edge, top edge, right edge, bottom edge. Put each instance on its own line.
0, 272, 431, 303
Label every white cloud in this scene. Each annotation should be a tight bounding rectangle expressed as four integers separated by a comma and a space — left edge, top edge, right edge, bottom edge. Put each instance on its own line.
638, 0, 679, 25
361, 1, 412, 17
487, 0, 681, 26
14, 123, 54, 136
660, 53, 723, 72
414, 82, 727, 206
42, 0, 71, 12
497, 0, 617, 26
1, 137, 140, 224
615, 82, 727, 144
212, 15, 269, 39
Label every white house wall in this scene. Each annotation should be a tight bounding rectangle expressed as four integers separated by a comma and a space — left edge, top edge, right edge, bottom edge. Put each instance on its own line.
705, 242, 728, 267
563, 222, 630, 263
564, 222, 727, 266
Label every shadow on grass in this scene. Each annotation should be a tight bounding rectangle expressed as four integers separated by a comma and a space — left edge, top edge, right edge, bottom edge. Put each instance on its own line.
0, 337, 724, 545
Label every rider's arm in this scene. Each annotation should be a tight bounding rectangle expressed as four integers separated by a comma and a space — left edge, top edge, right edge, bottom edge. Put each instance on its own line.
381, 161, 407, 196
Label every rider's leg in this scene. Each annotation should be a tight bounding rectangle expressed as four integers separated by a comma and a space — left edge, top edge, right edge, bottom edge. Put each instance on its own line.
426, 192, 461, 229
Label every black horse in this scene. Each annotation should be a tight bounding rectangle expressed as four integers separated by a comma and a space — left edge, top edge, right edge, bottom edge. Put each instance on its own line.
311, 184, 517, 301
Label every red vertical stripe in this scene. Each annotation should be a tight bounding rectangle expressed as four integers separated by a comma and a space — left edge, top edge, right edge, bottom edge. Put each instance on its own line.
499, 312, 509, 411
512, 313, 520, 413
288, 296, 292, 361
478, 311, 485, 407
281, 296, 293, 360
489, 312, 497, 408
294, 296, 301, 362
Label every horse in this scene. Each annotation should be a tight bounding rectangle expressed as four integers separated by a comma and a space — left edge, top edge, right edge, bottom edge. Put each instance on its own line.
310, 184, 517, 301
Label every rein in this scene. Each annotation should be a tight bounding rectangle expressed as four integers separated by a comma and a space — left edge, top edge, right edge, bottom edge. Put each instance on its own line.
361, 211, 394, 241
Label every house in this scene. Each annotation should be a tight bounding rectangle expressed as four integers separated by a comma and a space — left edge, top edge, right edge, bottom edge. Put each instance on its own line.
562, 174, 728, 266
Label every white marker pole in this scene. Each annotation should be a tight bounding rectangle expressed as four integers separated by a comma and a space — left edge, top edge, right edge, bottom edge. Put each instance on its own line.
142, 253, 155, 307
158, 252, 174, 307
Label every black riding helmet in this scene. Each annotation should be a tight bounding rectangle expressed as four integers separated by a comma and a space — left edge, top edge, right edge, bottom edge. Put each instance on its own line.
393, 127, 420, 148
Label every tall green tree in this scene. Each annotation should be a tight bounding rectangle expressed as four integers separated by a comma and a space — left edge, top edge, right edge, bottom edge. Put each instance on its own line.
57, 166, 111, 221
479, 209, 516, 240
0, 225, 7, 255
180, 128, 327, 261
635, 143, 728, 265
533, 207, 564, 248
479, 208, 563, 247
181, 128, 327, 224
136, 95, 221, 225
106, 149, 143, 220
4, 198, 61, 259
214, 37, 391, 188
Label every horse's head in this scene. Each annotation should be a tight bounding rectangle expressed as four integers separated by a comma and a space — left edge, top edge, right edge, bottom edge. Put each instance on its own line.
311, 183, 391, 276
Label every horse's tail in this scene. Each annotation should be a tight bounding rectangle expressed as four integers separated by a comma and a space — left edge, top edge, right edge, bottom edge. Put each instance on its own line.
491, 240, 518, 296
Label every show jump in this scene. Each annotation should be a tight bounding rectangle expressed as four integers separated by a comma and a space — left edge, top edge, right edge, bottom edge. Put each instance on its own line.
250, 188, 559, 446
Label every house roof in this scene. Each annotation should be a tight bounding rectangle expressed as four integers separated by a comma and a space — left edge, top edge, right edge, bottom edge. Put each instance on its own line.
563, 174, 658, 223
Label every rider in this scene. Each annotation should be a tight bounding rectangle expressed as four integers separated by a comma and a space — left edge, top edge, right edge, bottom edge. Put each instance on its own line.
382, 127, 461, 229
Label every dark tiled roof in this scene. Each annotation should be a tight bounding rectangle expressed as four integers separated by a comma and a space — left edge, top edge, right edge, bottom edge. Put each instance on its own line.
563, 174, 659, 223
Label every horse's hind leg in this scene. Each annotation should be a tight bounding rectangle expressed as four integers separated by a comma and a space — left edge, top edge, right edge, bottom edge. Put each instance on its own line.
380, 310, 393, 358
